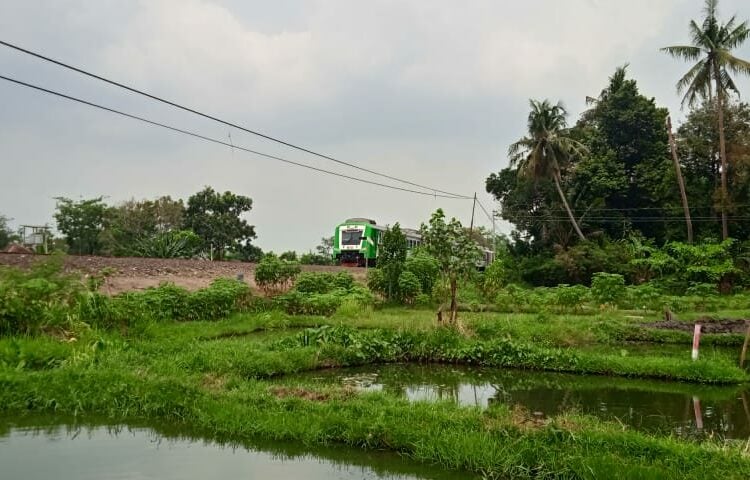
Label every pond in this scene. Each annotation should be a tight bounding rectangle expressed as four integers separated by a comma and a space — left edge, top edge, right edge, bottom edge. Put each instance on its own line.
291, 364, 750, 440
0, 417, 472, 480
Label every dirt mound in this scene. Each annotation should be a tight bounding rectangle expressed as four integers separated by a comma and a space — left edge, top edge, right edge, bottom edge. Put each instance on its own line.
1, 244, 34, 254
648, 317, 749, 334
0, 254, 365, 294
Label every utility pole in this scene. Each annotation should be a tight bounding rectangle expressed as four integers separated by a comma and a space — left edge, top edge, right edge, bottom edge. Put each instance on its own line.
469, 193, 477, 232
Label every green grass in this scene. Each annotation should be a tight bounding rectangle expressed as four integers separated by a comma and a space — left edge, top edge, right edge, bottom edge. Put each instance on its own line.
2, 307, 750, 478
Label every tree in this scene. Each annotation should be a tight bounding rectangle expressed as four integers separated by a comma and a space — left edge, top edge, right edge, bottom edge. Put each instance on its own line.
509, 99, 588, 240
667, 115, 694, 243
572, 66, 675, 243
677, 100, 750, 240
101, 196, 186, 255
53, 197, 107, 255
420, 209, 480, 324
184, 187, 257, 261
0, 215, 16, 250
316, 236, 334, 258
662, 0, 750, 239
377, 223, 407, 300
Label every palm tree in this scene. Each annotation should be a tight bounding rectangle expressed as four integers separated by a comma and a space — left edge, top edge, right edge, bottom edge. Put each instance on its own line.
509, 99, 588, 241
662, 0, 750, 240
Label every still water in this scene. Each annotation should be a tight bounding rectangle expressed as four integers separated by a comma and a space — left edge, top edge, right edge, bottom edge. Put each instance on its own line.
0, 418, 471, 480
293, 364, 750, 440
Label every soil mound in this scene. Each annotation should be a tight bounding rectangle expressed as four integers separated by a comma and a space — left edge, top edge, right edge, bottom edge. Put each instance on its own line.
648, 317, 749, 334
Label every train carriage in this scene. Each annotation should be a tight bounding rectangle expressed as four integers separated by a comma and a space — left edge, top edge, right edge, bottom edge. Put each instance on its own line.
332, 217, 494, 269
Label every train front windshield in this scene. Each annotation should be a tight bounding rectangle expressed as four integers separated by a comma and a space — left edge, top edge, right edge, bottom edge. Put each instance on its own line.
341, 230, 363, 246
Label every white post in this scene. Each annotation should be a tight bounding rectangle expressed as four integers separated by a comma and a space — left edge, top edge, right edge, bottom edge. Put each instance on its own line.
691, 324, 702, 361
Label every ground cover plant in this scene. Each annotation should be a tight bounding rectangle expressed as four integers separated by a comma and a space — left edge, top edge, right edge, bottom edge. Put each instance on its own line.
2, 256, 750, 479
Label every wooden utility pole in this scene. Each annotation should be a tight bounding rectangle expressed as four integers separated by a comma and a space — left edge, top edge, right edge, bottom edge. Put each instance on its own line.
469, 193, 477, 232
667, 116, 693, 244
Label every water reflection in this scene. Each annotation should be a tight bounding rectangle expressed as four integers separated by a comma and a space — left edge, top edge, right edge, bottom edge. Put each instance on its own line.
298, 364, 750, 440
0, 417, 471, 480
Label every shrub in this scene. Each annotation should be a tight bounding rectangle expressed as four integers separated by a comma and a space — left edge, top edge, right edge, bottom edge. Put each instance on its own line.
404, 252, 440, 295
398, 271, 421, 304
482, 259, 506, 298
295, 272, 335, 294
366, 269, 387, 297
625, 283, 663, 310
277, 291, 341, 316
299, 252, 333, 265
553, 284, 589, 311
254, 254, 300, 294
590, 273, 625, 306
279, 251, 297, 262
0, 256, 82, 335
134, 230, 202, 258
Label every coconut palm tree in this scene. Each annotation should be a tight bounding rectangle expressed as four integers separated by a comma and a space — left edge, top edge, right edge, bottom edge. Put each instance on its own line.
662, 0, 750, 240
509, 99, 588, 241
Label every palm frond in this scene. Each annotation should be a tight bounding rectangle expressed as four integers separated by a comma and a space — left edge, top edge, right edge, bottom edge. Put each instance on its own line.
675, 58, 710, 94
724, 20, 750, 49
719, 51, 750, 75
661, 45, 702, 61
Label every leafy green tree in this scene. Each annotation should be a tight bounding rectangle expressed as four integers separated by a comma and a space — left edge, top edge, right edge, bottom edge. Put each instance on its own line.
101, 196, 185, 255
184, 187, 257, 260
53, 197, 107, 255
509, 99, 588, 240
316, 236, 334, 257
280, 251, 298, 261
573, 66, 674, 242
677, 100, 750, 240
377, 223, 407, 300
662, 0, 750, 239
420, 209, 480, 324
0, 215, 17, 250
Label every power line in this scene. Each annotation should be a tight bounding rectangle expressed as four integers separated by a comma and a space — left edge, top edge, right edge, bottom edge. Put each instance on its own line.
0, 39, 472, 200
0, 74, 466, 199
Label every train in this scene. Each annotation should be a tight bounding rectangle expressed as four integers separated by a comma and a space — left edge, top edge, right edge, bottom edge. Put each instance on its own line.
332, 218, 495, 269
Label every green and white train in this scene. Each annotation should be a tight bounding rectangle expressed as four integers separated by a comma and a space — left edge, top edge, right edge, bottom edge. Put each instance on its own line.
332, 217, 494, 269
332, 218, 421, 267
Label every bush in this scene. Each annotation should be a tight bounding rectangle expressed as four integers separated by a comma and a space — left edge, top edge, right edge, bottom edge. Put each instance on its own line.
482, 259, 506, 298
254, 254, 300, 294
277, 291, 341, 316
553, 284, 589, 311
366, 269, 387, 297
299, 252, 333, 265
295, 272, 335, 294
279, 251, 297, 262
625, 283, 664, 310
398, 271, 421, 304
0, 256, 82, 335
590, 273, 625, 306
134, 230, 202, 259
404, 252, 440, 295
80, 278, 251, 328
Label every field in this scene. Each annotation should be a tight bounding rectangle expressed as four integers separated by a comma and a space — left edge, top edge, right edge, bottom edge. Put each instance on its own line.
0, 253, 364, 294
2, 255, 750, 478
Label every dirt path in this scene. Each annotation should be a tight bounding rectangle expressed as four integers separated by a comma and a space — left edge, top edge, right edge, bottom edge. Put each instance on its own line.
648, 317, 750, 334
0, 253, 366, 294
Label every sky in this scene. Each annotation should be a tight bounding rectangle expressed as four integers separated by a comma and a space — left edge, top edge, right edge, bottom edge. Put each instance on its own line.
1, 0, 749, 252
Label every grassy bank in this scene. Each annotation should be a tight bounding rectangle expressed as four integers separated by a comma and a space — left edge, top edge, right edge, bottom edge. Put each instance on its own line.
1, 365, 749, 480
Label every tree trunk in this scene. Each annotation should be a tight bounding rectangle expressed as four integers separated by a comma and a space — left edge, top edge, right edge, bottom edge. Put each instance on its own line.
449, 277, 458, 324
667, 116, 693, 243
714, 65, 730, 240
553, 172, 586, 241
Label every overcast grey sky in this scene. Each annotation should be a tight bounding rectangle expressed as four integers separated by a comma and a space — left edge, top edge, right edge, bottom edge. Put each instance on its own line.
1, 0, 749, 252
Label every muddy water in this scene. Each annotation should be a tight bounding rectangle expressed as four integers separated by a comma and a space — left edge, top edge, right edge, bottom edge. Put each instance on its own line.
294, 364, 750, 440
0, 417, 471, 480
